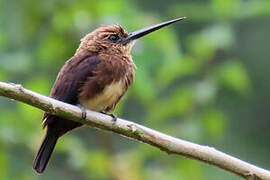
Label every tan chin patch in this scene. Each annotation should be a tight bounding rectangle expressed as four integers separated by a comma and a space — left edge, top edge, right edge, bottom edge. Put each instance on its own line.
79, 80, 126, 112
126, 41, 136, 53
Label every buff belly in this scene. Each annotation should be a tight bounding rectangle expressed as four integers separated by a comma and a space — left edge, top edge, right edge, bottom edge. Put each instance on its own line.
79, 80, 126, 112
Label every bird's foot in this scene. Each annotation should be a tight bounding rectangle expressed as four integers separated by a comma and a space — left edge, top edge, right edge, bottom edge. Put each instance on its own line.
77, 104, 87, 119
101, 112, 117, 122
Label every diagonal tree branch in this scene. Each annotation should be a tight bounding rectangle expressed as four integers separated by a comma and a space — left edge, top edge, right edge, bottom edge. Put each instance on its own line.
0, 81, 269, 180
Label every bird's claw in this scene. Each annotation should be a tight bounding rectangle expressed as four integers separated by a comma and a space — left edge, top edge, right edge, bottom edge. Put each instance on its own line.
110, 114, 117, 122
101, 112, 117, 122
77, 104, 87, 119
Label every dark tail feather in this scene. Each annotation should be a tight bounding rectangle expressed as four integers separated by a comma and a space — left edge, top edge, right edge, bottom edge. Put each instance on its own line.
33, 131, 58, 174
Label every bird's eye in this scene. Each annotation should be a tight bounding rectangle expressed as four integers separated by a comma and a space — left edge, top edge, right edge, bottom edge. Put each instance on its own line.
109, 34, 119, 42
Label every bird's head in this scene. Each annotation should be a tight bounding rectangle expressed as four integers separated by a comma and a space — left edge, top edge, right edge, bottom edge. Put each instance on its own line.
76, 17, 186, 57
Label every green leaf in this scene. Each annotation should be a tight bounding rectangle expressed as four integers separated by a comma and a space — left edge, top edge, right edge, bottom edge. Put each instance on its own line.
215, 60, 251, 95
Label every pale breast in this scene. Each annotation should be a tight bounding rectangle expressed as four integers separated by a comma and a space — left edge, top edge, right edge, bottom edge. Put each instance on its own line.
79, 80, 126, 112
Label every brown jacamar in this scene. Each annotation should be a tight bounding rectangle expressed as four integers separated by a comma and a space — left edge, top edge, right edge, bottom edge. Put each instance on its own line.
33, 17, 185, 173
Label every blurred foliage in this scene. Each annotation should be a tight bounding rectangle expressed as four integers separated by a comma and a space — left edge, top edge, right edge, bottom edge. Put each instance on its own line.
0, 0, 270, 179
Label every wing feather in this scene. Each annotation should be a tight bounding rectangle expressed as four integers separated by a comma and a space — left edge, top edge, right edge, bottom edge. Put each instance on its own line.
43, 50, 100, 129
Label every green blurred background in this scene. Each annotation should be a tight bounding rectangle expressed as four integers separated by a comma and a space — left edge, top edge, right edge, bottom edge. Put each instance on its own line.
1, 0, 270, 179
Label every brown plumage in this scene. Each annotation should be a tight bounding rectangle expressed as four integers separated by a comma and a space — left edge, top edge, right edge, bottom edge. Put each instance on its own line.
33, 18, 185, 173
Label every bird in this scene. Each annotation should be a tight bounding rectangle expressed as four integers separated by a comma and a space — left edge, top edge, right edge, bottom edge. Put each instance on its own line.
33, 17, 186, 173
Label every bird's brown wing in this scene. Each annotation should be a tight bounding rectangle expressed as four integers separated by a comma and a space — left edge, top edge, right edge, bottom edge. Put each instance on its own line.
43, 50, 100, 130
50, 51, 99, 103
33, 51, 100, 173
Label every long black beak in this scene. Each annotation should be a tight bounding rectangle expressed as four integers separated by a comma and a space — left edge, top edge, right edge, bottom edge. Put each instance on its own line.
121, 17, 186, 44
